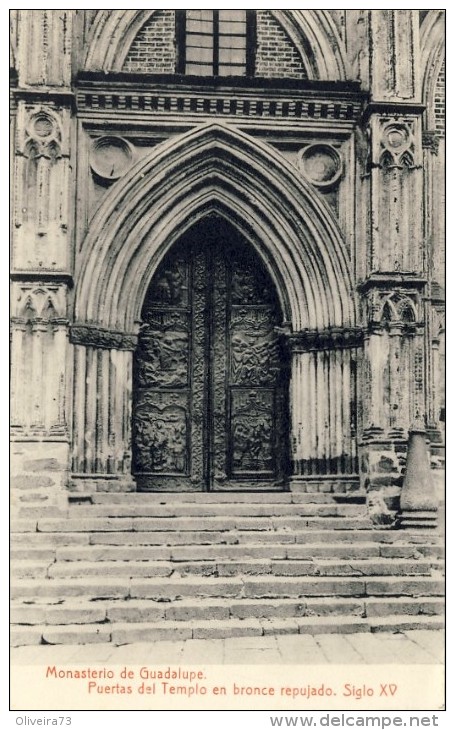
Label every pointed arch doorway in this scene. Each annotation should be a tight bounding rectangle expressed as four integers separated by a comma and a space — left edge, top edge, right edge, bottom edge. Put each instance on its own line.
132, 216, 289, 491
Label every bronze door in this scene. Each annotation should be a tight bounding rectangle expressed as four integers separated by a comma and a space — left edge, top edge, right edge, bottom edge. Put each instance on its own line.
132, 219, 289, 491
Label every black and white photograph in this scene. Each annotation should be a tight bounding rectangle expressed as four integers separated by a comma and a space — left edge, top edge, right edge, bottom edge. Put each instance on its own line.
9, 7, 446, 713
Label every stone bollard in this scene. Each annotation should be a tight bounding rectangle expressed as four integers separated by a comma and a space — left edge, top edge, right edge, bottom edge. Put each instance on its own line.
398, 429, 438, 529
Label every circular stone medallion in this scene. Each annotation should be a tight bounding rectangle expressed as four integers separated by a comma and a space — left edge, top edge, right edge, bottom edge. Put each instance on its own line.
298, 144, 342, 188
90, 136, 134, 181
383, 125, 410, 153
27, 112, 58, 141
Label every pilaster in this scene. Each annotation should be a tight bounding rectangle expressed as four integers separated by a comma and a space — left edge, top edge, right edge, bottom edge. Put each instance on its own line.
11, 11, 75, 512
10, 281, 70, 511
356, 10, 432, 524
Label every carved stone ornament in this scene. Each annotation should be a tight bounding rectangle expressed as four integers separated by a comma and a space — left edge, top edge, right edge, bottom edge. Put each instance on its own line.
365, 290, 420, 327
287, 327, 363, 352
70, 325, 138, 350
12, 283, 67, 320
377, 120, 416, 168
21, 107, 64, 156
298, 144, 343, 189
422, 131, 440, 155
90, 136, 135, 182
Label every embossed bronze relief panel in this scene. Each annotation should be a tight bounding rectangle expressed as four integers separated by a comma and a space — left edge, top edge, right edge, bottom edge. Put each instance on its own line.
132, 219, 289, 491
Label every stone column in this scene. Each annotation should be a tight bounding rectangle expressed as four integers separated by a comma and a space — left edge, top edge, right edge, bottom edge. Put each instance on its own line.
287, 329, 361, 492
10, 320, 26, 433
30, 321, 47, 430
423, 133, 444, 449
361, 324, 388, 434
50, 322, 69, 434
69, 325, 138, 493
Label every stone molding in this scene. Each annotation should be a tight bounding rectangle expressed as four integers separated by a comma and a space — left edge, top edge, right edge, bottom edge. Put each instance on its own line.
76, 80, 363, 126
420, 10, 445, 130
75, 122, 356, 333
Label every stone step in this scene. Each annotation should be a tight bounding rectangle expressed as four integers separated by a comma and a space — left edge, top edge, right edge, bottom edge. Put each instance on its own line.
16, 499, 368, 519
10, 560, 51, 579
10, 595, 445, 627
11, 531, 444, 566
11, 527, 444, 549
11, 577, 132, 601
88, 487, 363, 504
84, 529, 443, 546
39, 557, 435, 580
233, 576, 445, 600
10, 614, 444, 647
62, 502, 367, 518
11, 533, 90, 546
11, 601, 110, 625
10, 542, 444, 566
44, 541, 443, 563
10, 546, 58, 561
11, 575, 444, 602
363, 596, 445, 618
35, 516, 374, 533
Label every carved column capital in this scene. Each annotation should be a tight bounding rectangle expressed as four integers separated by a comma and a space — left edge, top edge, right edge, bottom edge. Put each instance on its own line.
286, 327, 363, 353
422, 131, 440, 155
70, 324, 138, 351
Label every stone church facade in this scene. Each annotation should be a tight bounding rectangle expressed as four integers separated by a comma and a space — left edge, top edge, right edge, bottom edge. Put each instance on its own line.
10, 10, 445, 645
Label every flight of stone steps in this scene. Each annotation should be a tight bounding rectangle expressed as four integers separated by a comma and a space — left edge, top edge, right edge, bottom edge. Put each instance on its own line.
10, 489, 444, 646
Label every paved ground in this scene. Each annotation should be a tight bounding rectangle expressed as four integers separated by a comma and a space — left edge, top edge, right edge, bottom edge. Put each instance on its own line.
11, 629, 444, 665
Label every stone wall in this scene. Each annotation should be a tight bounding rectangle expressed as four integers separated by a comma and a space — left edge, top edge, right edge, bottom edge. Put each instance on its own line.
434, 60, 445, 137
10, 10, 443, 526
123, 9, 175, 73
11, 441, 69, 513
255, 11, 307, 78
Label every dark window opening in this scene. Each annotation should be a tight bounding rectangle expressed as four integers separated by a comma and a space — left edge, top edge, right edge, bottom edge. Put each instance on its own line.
176, 10, 255, 77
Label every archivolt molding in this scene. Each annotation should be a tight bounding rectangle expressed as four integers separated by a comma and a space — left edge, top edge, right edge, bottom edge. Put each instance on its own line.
84, 10, 152, 73
420, 10, 445, 129
282, 10, 348, 81
75, 123, 354, 335
83, 9, 348, 81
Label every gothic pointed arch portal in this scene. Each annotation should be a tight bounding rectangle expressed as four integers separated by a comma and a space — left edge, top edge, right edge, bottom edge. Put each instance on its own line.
71, 123, 359, 491
133, 216, 290, 491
